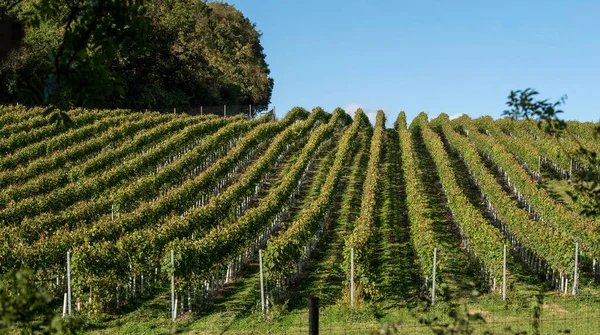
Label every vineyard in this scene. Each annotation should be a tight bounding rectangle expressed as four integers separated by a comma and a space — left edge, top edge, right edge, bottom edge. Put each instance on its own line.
1, 105, 599, 334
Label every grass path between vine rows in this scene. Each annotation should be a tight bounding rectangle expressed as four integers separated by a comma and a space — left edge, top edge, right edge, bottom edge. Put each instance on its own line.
180, 129, 343, 333
411, 125, 484, 298
283, 128, 370, 310
438, 129, 548, 298
370, 129, 419, 306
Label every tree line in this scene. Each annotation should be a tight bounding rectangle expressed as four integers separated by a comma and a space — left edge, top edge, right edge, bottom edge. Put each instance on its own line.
0, 0, 273, 112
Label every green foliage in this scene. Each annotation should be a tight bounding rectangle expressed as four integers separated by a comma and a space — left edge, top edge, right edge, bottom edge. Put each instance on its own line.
344, 110, 385, 303
502, 88, 567, 136
0, 268, 83, 334
0, 0, 273, 112
503, 88, 600, 226
396, 112, 437, 287
263, 108, 368, 284
164, 108, 350, 282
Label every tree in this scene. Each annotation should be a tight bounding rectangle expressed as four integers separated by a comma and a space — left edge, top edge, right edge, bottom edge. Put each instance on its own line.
0, 268, 82, 334
503, 88, 600, 217
0, 0, 273, 113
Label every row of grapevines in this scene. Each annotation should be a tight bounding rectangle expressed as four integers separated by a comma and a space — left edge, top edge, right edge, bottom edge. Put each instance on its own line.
0, 115, 176, 202
433, 114, 574, 275
0, 116, 215, 243
0, 111, 150, 171
452, 116, 599, 261
125, 108, 334, 271
563, 121, 600, 158
0, 107, 89, 137
263, 109, 369, 283
482, 117, 594, 182
337, 116, 371, 233
114, 108, 327, 255
0, 109, 132, 156
343, 110, 385, 300
111, 115, 271, 212
395, 112, 437, 282
71, 109, 332, 309
473, 117, 546, 180
68, 115, 215, 181
495, 118, 572, 178
510, 118, 597, 178
0, 116, 243, 225
7, 115, 261, 237
4, 109, 311, 272
472, 116, 596, 220
162, 109, 351, 282
68, 108, 322, 287
418, 113, 505, 283
497, 119, 598, 216
7, 114, 248, 213
0, 113, 48, 139
565, 120, 598, 142
0, 106, 49, 130
0, 114, 211, 189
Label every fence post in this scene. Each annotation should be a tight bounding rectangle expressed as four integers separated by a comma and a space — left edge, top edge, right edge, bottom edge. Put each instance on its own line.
249, 104, 252, 118
572, 242, 579, 295
259, 249, 265, 314
432, 248, 437, 305
350, 248, 354, 307
502, 244, 507, 301
62, 293, 67, 318
569, 158, 573, 182
308, 296, 319, 335
171, 250, 175, 321
67, 252, 72, 315
224, 105, 227, 117
200, 106, 203, 116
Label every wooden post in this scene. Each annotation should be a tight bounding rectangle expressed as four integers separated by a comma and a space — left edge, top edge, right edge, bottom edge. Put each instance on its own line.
224, 105, 227, 117
259, 250, 265, 313
350, 248, 354, 307
308, 296, 319, 335
502, 244, 507, 301
173, 107, 176, 114
67, 252, 72, 315
200, 106, 203, 116
249, 104, 252, 118
572, 242, 579, 295
432, 248, 437, 305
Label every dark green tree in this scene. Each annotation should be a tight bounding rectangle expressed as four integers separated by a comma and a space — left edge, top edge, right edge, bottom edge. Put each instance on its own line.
0, 0, 273, 113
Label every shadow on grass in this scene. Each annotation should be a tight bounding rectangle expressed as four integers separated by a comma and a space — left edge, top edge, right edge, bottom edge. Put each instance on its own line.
411, 125, 485, 298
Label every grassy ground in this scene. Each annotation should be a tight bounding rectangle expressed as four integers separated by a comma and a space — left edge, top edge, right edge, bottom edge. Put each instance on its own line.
83, 284, 600, 334
411, 126, 486, 297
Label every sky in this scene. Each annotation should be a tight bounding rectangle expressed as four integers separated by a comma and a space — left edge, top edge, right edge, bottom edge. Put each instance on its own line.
227, 0, 600, 126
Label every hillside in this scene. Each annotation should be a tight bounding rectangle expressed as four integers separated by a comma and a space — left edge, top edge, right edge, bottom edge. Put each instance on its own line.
1, 105, 599, 334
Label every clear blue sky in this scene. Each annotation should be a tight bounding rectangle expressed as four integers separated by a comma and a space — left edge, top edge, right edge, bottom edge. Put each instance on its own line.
228, 0, 599, 126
